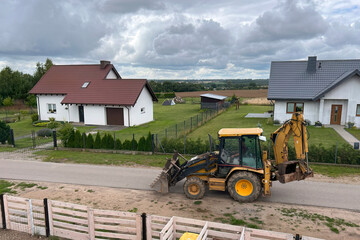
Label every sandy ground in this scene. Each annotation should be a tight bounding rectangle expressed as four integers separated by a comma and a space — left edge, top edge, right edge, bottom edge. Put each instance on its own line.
4, 176, 359, 240
242, 97, 271, 105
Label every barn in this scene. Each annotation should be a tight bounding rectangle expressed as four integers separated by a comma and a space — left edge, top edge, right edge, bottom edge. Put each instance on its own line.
200, 93, 227, 110
29, 60, 158, 126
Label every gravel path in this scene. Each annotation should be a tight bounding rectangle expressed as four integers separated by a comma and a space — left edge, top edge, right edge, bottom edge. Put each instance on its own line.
0, 229, 46, 239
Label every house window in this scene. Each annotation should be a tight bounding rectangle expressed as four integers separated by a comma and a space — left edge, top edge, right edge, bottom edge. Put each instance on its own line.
82, 82, 90, 88
141, 107, 145, 114
356, 104, 360, 116
286, 102, 303, 113
48, 104, 56, 113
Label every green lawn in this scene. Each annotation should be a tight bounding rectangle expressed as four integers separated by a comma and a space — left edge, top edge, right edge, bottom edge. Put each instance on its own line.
310, 164, 360, 177
8, 117, 43, 137
109, 98, 202, 140
186, 105, 347, 147
346, 128, 360, 140
36, 150, 172, 168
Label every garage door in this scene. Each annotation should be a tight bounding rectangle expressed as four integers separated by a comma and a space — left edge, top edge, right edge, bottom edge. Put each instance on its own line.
106, 108, 124, 125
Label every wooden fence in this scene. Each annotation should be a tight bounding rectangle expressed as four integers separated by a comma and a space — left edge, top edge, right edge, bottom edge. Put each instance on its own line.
0, 194, 323, 240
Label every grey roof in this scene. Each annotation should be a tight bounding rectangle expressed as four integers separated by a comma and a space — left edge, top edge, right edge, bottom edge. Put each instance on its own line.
268, 59, 360, 100
200, 93, 227, 100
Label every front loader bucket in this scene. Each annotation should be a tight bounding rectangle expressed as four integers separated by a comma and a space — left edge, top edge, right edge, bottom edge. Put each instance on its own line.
150, 154, 181, 193
150, 171, 169, 193
276, 161, 313, 184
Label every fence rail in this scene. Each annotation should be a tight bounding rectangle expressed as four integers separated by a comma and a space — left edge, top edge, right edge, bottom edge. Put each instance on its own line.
0, 195, 323, 240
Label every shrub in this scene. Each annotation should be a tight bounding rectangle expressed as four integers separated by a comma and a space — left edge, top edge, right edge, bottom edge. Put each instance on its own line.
145, 132, 153, 151
94, 132, 101, 149
101, 133, 114, 149
122, 140, 132, 150
115, 139, 122, 150
37, 128, 52, 137
0, 121, 11, 144
31, 113, 39, 122
47, 121, 60, 129
315, 121, 322, 127
304, 119, 311, 126
131, 139, 138, 150
347, 122, 355, 128
163, 92, 176, 98
35, 122, 49, 127
73, 130, 82, 148
86, 134, 94, 149
137, 136, 146, 151
58, 123, 74, 147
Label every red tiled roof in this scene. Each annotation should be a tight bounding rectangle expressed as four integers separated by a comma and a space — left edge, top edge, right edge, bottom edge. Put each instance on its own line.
29, 64, 157, 106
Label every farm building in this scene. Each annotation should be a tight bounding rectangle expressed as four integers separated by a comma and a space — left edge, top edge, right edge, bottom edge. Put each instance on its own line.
268, 56, 360, 127
200, 93, 227, 110
29, 60, 157, 126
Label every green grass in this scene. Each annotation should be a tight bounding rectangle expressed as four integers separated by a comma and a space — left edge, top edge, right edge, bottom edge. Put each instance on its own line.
187, 105, 348, 147
0, 180, 16, 194
110, 98, 201, 140
35, 150, 172, 168
8, 117, 44, 137
310, 164, 360, 177
346, 128, 360, 140
15, 182, 38, 190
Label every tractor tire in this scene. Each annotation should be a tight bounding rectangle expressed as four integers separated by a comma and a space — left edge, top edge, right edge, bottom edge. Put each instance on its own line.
183, 177, 206, 200
227, 172, 261, 202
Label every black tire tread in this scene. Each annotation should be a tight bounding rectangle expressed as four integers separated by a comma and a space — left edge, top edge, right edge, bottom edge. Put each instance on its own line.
227, 171, 261, 202
183, 177, 206, 200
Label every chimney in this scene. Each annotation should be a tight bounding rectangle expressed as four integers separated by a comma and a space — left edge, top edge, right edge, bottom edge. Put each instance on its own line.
100, 60, 111, 69
307, 56, 317, 73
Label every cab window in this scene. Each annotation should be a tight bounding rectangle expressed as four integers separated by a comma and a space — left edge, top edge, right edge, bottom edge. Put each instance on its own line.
241, 136, 263, 169
220, 138, 240, 165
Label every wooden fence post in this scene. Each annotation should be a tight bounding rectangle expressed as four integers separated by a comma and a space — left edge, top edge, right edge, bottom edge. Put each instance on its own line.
26, 199, 34, 234
135, 214, 142, 240
3, 195, 10, 230
146, 215, 152, 240
87, 207, 95, 240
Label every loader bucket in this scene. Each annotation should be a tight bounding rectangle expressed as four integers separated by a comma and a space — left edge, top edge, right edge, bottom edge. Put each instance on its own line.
150, 154, 181, 193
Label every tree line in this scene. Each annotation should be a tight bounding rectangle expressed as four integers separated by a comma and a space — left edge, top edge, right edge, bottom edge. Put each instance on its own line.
149, 79, 268, 93
0, 59, 53, 107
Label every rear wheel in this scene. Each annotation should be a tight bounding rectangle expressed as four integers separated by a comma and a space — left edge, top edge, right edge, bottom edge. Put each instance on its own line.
227, 172, 261, 202
183, 177, 206, 199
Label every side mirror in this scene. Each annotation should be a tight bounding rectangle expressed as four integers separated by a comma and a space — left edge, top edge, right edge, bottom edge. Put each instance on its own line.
259, 136, 267, 142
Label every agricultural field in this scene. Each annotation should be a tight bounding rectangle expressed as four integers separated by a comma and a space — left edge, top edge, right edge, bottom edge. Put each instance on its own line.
175, 89, 268, 98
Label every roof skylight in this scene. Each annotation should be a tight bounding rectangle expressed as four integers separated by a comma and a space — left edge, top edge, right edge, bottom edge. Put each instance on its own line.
82, 82, 90, 88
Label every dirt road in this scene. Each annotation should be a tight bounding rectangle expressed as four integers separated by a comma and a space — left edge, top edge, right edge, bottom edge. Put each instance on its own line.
1, 158, 360, 211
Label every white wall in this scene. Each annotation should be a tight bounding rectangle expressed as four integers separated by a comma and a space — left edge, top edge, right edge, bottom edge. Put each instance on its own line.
273, 100, 318, 124
129, 87, 154, 126
322, 75, 360, 127
106, 69, 118, 79
37, 95, 68, 122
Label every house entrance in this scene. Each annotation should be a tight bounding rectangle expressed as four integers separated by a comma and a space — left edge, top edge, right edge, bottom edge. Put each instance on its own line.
78, 106, 84, 123
330, 105, 342, 125
106, 108, 124, 125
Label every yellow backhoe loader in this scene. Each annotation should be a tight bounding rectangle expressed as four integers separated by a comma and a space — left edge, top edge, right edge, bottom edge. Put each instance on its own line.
151, 112, 313, 202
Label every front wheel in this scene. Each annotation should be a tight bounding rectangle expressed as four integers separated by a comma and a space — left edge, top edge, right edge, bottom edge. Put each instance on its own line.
183, 177, 206, 199
227, 172, 261, 202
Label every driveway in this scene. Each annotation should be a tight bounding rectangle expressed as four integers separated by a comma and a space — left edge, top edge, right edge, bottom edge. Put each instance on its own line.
1, 158, 359, 211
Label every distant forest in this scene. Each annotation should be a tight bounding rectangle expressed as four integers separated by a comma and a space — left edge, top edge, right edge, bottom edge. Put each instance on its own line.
149, 79, 268, 92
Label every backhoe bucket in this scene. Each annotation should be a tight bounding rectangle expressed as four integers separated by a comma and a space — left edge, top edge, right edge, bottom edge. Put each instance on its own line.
150, 154, 181, 193
276, 161, 313, 184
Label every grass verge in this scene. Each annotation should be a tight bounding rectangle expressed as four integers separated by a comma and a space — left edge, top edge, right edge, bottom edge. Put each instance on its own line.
0, 180, 16, 194
346, 128, 360, 140
310, 164, 360, 177
35, 150, 172, 168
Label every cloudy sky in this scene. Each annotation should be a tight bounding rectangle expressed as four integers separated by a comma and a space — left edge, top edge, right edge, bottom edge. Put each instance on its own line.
0, 0, 360, 79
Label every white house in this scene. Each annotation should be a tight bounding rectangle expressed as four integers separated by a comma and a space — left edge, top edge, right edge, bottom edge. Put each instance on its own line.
268, 56, 360, 127
29, 60, 158, 126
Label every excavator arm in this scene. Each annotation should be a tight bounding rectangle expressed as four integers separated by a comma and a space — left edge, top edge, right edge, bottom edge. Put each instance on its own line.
270, 113, 313, 183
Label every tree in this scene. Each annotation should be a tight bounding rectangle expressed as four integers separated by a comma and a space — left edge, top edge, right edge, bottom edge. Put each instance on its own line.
94, 132, 101, 149
33, 58, 53, 85
2, 97, 14, 119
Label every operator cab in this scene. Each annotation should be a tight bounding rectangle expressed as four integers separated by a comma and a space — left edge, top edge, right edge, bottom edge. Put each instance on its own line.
217, 128, 264, 177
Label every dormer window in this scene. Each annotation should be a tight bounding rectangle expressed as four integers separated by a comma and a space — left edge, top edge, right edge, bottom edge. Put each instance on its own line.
82, 82, 90, 88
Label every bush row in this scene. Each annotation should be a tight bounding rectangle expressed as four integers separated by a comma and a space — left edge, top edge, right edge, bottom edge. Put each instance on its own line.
155, 92, 176, 98
261, 143, 360, 165
59, 126, 153, 151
